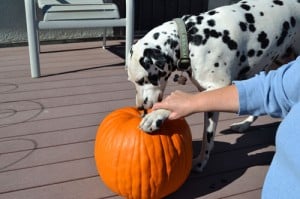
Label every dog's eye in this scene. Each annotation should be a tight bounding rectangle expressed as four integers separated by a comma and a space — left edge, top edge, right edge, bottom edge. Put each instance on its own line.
136, 78, 145, 85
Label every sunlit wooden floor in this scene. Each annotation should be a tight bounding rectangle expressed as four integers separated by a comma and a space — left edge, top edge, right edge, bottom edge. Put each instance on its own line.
0, 40, 280, 199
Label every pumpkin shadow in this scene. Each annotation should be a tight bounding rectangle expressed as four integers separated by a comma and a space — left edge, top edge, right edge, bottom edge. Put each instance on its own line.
165, 122, 279, 199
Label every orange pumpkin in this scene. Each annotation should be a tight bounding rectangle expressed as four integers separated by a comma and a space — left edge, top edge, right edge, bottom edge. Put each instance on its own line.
94, 107, 193, 199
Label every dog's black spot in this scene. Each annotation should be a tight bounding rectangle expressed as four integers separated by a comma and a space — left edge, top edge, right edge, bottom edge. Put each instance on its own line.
277, 21, 290, 46
273, 0, 283, 6
186, 21, 196, 30
247, 49, 255, 57
165, 73, 171, 81
245, 13, 255, 24
204, 28, 222, 39
144, 42, 148, 45
208, 10, 217, 15
130, 48, 133, 58
291, 17, 296, 27
260, 12, 264, 16
173, 74, 179, 82
143, 97, 148, 105
190, 35, 203, 46
249, 24, 256, 32
164, 38, 179, 49
283, 21, 290, 30
148, 74, 159, 86
222, 30, 238, 50
206, 131, 213, 143
211, 29, 222, 38
240, 54, 246, 63
257, 31, 269, 49
156, 45, 161, 50
239, 22, 247, 31
136, 77, 145, 85
156, 119, 163, 128
196, 16, 204, 24
214, 62, 219, 67
165, 54, 174, 66
207, 19, 216, 27
153, 32, 160, 40
175, 49, 180, 60
256, 50, 263, 57
189, 27, 199, 34
238, 66, 250, 79
241, 4, 251, 11
236, 51, 240, 57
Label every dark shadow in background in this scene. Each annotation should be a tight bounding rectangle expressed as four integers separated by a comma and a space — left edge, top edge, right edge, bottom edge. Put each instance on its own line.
106, 41, 126, 59
166, 122, 279, 199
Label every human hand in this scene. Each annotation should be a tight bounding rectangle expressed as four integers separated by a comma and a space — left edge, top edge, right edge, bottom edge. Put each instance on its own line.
152, 90, 195, 120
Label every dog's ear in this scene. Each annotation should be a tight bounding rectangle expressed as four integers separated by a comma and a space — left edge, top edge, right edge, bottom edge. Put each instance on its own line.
140, 48, 167, 71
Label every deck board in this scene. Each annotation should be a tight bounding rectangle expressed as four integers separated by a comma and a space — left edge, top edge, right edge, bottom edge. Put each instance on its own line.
0, 40, 280, 199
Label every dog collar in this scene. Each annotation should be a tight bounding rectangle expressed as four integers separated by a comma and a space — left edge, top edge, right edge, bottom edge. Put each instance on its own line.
173, 18, 191, 71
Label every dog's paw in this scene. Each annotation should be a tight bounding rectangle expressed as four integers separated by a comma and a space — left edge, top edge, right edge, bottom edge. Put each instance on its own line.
230, 115, 257, 132
140, 109, 171, 132
230, 121, 251, 132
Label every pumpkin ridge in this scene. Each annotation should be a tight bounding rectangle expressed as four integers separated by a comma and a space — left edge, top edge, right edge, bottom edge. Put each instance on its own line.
175, 130, 188, 186
157, 132, 169, 197
124, 115, 142, 198
159, 134, 173, 197
148, 132, 160, 198
114, 120, 127, 195
140, 130, 153, 198
127, 122, 137, 198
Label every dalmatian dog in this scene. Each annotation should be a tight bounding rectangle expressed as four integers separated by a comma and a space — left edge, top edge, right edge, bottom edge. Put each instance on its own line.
127, 0, 300, 171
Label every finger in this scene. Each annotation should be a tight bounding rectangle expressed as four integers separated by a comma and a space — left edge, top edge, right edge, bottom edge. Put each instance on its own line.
152, 102, 166, 110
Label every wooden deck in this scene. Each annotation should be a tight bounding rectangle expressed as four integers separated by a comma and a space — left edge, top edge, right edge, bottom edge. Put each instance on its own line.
0, 40, 281, 199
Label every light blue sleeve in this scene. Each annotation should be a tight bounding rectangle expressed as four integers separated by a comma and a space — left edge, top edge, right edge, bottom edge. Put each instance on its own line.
233, 56, 300, 118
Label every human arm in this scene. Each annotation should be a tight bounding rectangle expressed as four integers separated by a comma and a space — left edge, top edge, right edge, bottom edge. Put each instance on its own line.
152, 85, 239, 120
154, 57, 300, 120
235, 57, 300, 118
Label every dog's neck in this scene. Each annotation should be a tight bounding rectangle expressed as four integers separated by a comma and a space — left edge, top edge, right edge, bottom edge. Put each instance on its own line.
140, 20, 192, 76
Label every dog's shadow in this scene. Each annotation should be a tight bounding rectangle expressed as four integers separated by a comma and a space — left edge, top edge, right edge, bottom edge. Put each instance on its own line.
166, 122, 279, 199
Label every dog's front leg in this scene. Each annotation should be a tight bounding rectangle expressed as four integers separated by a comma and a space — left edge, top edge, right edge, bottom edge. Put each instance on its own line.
140, 109, 171, 132
230, 115, 258, 132
193, 111, 219, 172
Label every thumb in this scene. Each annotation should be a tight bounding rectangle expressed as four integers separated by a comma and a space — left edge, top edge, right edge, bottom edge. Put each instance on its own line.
168, 112, 179, 120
